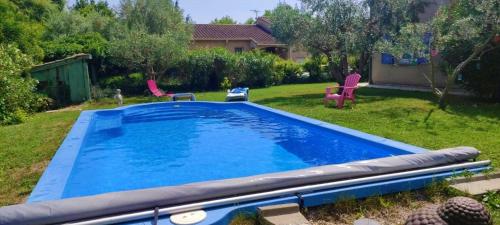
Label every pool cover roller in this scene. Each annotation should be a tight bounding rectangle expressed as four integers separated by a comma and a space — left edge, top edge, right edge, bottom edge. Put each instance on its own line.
0, 147, 482, 225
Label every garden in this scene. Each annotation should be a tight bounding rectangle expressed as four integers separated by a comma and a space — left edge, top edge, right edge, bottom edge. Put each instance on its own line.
0, 0, 499, 224
0, 84, 499, 224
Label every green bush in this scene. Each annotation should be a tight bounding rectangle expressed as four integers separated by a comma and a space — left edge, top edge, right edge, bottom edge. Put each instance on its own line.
102, 75, 126, 88
0, 44, 46, 125
303, 56, 329, 82
177, 48, 237, 90
101, 73, 146, 95
91, 85, 115, 99
276, 59, 303, 84
175, 48, 304, 90
238, 51, 279, 87
220, 77, 232, 90
30, 94, 54, 112
4, 109, 29, 125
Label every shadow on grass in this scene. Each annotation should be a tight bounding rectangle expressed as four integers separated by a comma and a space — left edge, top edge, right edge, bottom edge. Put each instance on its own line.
362, 88, 500, 120
254, 87, 500, 121
443, 97, 500, 121
255, 87, 433, 107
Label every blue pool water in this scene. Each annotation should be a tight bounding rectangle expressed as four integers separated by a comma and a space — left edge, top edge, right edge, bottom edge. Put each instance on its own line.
56, 102, 418, 199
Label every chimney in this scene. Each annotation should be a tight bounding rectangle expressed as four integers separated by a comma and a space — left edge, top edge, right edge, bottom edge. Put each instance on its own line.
256, 17, 272, 33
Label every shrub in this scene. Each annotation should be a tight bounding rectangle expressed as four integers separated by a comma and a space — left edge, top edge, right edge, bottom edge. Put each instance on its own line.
303, 56, 329, 82
4, 109, 29, 125
30, 94, 54, 112
220, 77, 232, 90
0, 44, 41, 125
177, 48, 237, 91
175, 48, 305, 89
102, 75, 126, 89
101, 73, 146, 95
276, 59, 303, 84
238, 51, 278, 87
91, 85, 115, 99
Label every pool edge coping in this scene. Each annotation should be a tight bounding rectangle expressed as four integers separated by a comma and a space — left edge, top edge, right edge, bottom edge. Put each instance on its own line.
28, 110, 97, 202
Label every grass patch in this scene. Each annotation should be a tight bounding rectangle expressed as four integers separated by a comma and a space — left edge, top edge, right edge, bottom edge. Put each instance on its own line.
229, 212, 259, 225
306, 187, 449, 225
1, 82, 499, 213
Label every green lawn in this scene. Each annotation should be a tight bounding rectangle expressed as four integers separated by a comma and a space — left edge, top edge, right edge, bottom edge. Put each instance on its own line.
1, 82, 499, 207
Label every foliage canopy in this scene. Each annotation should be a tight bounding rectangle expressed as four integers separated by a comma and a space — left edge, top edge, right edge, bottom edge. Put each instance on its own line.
109, 0, 192, 79
210, 16, 238, 24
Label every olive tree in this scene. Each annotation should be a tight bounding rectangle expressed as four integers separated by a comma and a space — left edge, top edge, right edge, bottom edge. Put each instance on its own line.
373, 0, 499, 108
211, 16, 237, 24
109, 0, 192, 80
356, 0, 429, 76
432, 0, 500, 108
270, 1, 362, 85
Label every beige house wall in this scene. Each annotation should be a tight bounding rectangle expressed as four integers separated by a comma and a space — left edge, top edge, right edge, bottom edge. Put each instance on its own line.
191, 40, 253, 53
192, 40, 309, 62
371, 53, 450, 87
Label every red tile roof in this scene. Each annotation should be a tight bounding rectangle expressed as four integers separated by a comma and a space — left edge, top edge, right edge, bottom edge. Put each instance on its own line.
193, 24, 283, 45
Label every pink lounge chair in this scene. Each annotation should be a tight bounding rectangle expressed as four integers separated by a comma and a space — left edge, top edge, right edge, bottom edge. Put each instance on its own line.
147, 79, 174, 98
324, 73, 361, 109
147, 80, 196, 101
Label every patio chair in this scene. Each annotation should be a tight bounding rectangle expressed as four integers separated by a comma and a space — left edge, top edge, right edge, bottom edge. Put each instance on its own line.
147, 80, 196, 101
324, 73, 361, 109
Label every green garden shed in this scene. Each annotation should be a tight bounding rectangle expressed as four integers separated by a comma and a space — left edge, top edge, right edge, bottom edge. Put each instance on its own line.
31, 54, 92, 104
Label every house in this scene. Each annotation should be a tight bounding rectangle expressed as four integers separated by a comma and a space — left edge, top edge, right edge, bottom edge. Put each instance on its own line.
191, 17, 308, 62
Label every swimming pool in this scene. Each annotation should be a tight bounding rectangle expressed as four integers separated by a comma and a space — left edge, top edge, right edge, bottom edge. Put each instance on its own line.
1, 102, 487, 225
30, 102, 427, 201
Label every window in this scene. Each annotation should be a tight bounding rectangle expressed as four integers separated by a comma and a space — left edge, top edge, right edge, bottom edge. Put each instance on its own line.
234, 47, 243, 53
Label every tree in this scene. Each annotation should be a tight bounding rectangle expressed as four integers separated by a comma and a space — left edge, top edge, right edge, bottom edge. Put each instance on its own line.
263, 9, 273, 18
269, 4, 305, 47
210, 16, 237, 24
73, 0, 114, 17
0, 0, 57, 60
109, 0, 191, 80
44, 9, 119, 41
432, 0, 499, 108
270, 1, 362, 85
42, 32, 108, 61
355, 0, 428, 76
244, 17, 256, 24
373, 0, 500, 108
51, 0, 66, 10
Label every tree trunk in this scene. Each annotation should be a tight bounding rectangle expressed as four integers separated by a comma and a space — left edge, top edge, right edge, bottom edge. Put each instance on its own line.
358, 50, 370, 76
438, 34, 495, 109
338, 38, 349, 78
146, 66, 156, 81
340, 52, 348, 77
326, 54, 345, 94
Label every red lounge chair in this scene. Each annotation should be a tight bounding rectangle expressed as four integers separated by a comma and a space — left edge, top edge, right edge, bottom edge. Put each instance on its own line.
324, 73, 361, 109
147, 80, 196, 101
